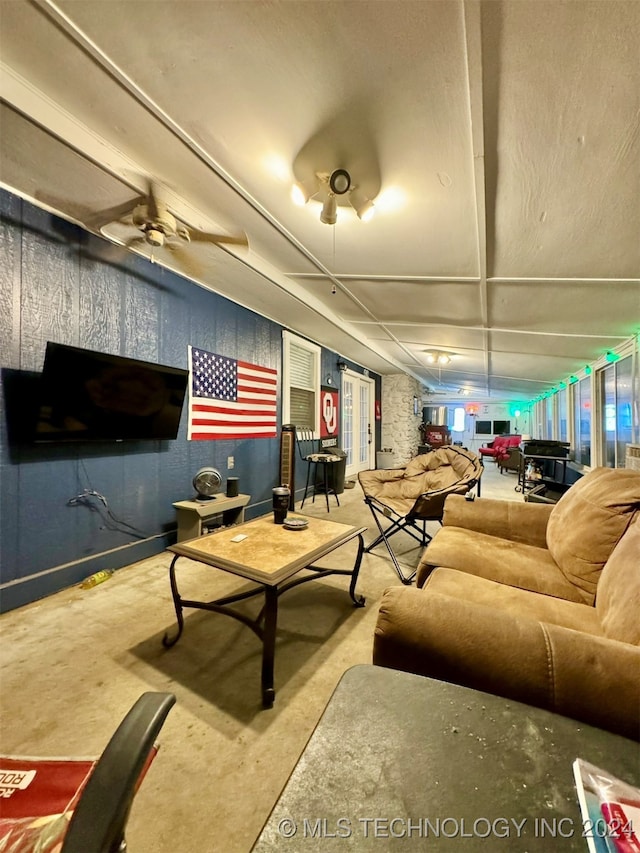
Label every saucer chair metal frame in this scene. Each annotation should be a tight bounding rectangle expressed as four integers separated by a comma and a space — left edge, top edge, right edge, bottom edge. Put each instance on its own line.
359, 446, 483, 585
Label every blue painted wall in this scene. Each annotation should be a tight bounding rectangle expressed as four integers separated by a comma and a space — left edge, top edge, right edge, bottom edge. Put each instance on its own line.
0, 190, 381, 612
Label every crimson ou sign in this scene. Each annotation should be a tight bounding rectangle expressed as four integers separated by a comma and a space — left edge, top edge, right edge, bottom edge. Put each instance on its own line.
321, 390, 338, 436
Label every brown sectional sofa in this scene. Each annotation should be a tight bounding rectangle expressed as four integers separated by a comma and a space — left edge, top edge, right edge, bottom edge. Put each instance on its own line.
373, 467, 640, 739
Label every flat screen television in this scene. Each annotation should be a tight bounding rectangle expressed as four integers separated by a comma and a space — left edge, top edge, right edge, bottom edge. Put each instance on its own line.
493, 420, 511, 435
475, 420, 492, 435
33, 342, 189, 443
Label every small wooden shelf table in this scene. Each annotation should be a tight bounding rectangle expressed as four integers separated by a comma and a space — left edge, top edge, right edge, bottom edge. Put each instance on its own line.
162, 516, 366, 708
172, 494, 250, 541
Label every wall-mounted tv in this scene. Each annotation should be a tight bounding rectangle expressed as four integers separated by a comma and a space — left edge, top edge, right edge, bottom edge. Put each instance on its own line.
475, 420, 492, 435
33, 342, 189, 443
493, 420, 511, 435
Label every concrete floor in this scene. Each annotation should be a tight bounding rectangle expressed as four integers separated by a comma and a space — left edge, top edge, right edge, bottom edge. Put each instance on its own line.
0, 460, 521, 852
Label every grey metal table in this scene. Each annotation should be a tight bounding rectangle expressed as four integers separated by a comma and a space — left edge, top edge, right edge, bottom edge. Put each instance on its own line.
252, 665, 640, 851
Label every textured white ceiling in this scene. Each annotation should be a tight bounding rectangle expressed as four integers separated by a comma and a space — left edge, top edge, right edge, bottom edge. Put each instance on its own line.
1, 0, 638, 401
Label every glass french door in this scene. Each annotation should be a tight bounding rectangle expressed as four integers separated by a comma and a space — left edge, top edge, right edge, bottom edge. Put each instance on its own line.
342, 370, 375, 478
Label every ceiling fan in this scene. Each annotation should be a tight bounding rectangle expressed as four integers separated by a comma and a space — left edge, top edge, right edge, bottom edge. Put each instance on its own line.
89, 182, 248, 278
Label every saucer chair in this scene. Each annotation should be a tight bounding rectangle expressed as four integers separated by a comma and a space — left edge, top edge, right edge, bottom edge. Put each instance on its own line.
358, 446, 483, 584
0, 692, 176, 853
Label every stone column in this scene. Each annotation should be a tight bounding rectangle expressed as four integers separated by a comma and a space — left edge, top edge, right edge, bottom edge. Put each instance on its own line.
381, 374, 423, 465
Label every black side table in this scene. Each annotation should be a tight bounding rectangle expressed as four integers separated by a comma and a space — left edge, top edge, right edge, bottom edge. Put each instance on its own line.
252, 665, 639, 851
517, 454, 569, 494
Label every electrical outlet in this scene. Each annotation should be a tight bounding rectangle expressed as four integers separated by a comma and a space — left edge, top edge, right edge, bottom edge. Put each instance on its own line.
227, 456, 234, 469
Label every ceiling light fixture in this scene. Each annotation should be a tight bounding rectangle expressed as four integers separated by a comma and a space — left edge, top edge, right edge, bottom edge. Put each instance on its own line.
424, 351, 452, 366
329, 169, 351, 195
292, 169, 375, 224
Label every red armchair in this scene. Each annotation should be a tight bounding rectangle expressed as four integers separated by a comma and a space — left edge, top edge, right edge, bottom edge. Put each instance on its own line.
478, 435, 521, 462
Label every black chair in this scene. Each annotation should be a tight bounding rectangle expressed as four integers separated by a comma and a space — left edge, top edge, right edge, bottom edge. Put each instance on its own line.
0, 692, 176, 853
63, 692, 176, 852
498, 445, 523, 475
295, 426, 342, 512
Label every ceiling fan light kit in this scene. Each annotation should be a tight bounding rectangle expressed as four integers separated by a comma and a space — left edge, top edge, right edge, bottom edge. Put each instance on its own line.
320, 194, 338, 225
145, 228, 165, 247
293, 169, 375, 224
328, 169, 351, 195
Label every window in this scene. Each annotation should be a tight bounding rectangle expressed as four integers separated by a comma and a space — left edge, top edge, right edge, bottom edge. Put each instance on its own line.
601, 364, 616, 467
452, 407, 465, 432
545, 397, 553, 439
599, 355, 633, 468
573, 377, 591, 466
615, 355, 634, 468
282, 331, 321, 432
557, 388, 568, 442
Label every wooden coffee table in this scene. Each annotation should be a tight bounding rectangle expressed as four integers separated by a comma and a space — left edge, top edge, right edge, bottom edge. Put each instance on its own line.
162, 516, 367, 707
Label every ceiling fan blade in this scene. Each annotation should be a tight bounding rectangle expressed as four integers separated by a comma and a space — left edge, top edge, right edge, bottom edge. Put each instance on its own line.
89, 240, 133, 265
147, 181, 165, 221
124, 235, 147, 249
166, 244, 204, 279
187, 227, 249, 248
34, 191, 93, 225
84, 198, 143, 230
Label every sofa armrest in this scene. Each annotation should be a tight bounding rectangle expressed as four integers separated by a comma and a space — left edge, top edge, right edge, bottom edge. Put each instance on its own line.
441, 494, 553, 548
543, 623, 640, 742
373, 587, 639, 740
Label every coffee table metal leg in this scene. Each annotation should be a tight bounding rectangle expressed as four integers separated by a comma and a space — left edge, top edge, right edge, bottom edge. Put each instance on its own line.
349, 533, 366, 607
162, 555, 184, 648
261, 585, 278, 708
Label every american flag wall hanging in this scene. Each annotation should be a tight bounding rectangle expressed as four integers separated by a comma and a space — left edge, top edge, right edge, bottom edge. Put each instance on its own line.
188, 346, 278, 440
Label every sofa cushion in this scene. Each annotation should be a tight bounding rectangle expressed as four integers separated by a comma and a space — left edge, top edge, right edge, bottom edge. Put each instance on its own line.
424, 567, 604, 636
596, 513, 640, 645
546, 468, 640, 605
418, 526, 585, 601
